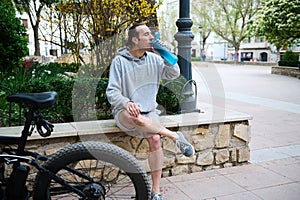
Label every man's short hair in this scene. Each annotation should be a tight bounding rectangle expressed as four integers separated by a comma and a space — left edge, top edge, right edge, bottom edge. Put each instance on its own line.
127, 23, 145, 48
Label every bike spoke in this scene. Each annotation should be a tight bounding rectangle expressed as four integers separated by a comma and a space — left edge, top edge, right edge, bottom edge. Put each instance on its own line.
47, 159, 138, 199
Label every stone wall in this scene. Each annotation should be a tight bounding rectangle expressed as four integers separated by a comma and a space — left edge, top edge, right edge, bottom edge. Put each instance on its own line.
23, 121, 250, 178
1, 105, 252, 178
271, 66, 300, 78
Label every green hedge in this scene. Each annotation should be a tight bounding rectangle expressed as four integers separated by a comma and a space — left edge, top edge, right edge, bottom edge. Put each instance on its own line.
279, 50, 300, 67
278, 60, 300, 67
0, 62, 184, 127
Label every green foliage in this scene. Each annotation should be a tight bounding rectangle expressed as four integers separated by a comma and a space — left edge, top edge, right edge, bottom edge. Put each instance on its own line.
278, 50, 300, 67
0, 62, 183, 127
198, 0, 260, 61
192, 57, 201, 62
278, 60, 300, 67
0, 0, 28, 75
282, 50, 299, 62
13, 0, 50, 56
46, 0, 158, 68
0, 62, 77, 126
157, 76, 186, 115
247, 0, 300, 49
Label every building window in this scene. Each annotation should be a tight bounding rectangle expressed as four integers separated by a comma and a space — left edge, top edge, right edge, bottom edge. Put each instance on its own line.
241, 52, 253, 61
22, 19, 28, 28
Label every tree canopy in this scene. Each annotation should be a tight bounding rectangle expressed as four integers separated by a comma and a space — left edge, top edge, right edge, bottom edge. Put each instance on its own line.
199, 0, 260, 61
247, 0, 300, 51
13, 0, 55, 56
0, 0, 28, 74
46, 0, 158, 76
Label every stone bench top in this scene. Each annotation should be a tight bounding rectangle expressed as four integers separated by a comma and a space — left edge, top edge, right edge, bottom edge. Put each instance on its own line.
0, 103, 252, 140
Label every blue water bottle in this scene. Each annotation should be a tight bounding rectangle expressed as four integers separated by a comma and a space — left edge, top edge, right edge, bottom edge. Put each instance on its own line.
152, 32, 178, 65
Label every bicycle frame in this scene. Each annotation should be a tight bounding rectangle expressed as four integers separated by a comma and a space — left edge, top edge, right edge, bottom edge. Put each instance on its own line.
0, 107, 93, 199
1, 91, 150, 199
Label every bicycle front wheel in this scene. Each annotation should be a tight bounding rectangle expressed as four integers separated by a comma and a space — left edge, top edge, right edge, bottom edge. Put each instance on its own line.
33, 141, 150, 200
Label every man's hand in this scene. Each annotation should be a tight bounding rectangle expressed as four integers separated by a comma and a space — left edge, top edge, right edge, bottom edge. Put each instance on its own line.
126, 101, 141, 117
151, 39, 169, 54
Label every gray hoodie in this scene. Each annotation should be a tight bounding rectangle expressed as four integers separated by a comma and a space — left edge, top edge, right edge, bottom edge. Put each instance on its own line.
106, 47, 180, 115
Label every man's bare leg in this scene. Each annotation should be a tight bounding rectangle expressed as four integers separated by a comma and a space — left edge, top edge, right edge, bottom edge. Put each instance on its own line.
118, 110, 178, 140
118, 110, 194, 156
147, 135, 163, 194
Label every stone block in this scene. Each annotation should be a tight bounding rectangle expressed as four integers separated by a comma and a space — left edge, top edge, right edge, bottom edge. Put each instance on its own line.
215, 124, 231, 148
113, 141, 135, 154
190, 165, 203, 173
134, 138, 149, 155
203, 165, 214, 171
44, 147, 62, 156
162, 137, 179, 154
192, 132, 215, 151
171, 165, 189, 176
234, 124, 250, 142
192, 127, 209, 135
213, 165, 221, 169
229, 148, 237, 162
43, 142, 70, 155
231, 136, 246, 147
162, 169, 171, 177
129, 136, 141, 148
196, 151, 214, 166
163, 156, 176, 168
215, 149, 229, 164
176, 154, 196, 164
237, 147, 250, 162
223, 163, 233, 168
138, 159, 151, 172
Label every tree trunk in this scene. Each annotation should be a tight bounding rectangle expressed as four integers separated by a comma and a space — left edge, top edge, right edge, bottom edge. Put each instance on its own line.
33, 25, 40, 56
276, 46, 281, 62
234, 48, 239, 63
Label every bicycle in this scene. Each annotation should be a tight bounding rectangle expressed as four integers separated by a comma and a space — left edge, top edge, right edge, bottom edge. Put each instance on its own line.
0, 91, 151, 199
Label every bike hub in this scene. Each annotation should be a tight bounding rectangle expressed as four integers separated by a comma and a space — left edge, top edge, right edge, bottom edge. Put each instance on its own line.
83, 183, 105, 199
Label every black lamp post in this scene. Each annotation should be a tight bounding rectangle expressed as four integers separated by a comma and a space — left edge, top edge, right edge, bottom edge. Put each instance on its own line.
175, 0, 199, 113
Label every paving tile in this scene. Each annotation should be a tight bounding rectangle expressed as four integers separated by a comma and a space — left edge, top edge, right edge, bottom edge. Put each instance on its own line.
171, 175, 246, 200
166, 170, 221, 184
252, 182, 300, 200
259, 157, 300, 182
223, 164, 292, 190
215, 191, 262, 200
250, 145, 300, 164
274, 145, 300, 157
249, 136, 274, 151
250, 148, 290, 163
217, 163, 260, 175
160, 183, 192, 200
259, 156, 300, 166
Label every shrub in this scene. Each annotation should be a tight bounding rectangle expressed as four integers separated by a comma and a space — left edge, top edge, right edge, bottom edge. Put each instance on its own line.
279, 50, 300, 67
1, 62, 186, 126
157, 77, 185, 114
278, 60, 300, 67
282, 50, 299, 61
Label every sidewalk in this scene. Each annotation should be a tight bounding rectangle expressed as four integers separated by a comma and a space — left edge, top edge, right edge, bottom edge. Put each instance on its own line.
161, 150, 300, 200
159, 63, 300, 200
